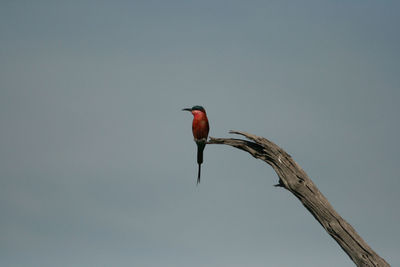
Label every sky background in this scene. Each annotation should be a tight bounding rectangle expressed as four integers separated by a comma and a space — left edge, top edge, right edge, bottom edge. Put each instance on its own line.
1, 1, 399, 266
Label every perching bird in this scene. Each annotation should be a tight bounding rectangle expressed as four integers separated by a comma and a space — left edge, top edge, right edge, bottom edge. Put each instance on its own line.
182, 105, 210, 184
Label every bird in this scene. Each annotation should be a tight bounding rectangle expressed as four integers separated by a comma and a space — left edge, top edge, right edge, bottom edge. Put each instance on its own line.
182, 105, 210, 184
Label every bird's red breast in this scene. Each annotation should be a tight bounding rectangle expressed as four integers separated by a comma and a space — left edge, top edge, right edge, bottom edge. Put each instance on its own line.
192, 110, 209, 140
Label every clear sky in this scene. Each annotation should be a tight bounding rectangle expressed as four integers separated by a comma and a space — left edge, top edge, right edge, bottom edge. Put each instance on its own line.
1, 1, 399, 266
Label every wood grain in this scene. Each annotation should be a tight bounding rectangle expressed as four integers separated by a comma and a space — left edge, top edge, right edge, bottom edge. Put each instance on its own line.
208, 131, 389, 267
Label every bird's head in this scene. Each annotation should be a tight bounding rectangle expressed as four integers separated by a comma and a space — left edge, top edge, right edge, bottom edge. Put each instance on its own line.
182, 105, 206, 116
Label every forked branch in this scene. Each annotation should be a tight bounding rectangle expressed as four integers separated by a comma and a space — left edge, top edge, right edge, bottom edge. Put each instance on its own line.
208, 131, 389, 267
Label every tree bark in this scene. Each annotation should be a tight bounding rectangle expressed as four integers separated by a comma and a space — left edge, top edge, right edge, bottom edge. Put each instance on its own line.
208, 131, 389, 267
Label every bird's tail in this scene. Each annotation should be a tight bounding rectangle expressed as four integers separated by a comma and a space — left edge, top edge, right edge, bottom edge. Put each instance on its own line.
197, 163, 201, 185
196, 141, 206, 185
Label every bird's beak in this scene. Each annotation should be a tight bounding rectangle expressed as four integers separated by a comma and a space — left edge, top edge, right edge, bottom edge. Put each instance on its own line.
182, 108, 192, 112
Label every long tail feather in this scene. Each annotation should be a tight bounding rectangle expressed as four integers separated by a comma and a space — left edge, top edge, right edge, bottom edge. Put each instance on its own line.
197, 144, 204, 165
196, 142, 206, 184
197, 163, 201, 185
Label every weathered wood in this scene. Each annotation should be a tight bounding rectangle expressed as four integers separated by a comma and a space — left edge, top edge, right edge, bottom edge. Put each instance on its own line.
208, 131, 389, 267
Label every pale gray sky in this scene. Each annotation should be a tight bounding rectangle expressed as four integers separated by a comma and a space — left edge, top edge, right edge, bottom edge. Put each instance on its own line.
1, 1, 399, 266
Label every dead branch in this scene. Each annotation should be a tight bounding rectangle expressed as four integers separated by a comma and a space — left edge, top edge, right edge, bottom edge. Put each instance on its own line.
208, 131, 389, 267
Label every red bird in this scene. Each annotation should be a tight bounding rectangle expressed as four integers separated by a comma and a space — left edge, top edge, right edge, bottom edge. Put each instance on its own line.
183, 105, 210, 184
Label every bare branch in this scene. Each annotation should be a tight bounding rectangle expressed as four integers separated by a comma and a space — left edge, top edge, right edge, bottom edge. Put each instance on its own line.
208, 131, 389, 267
